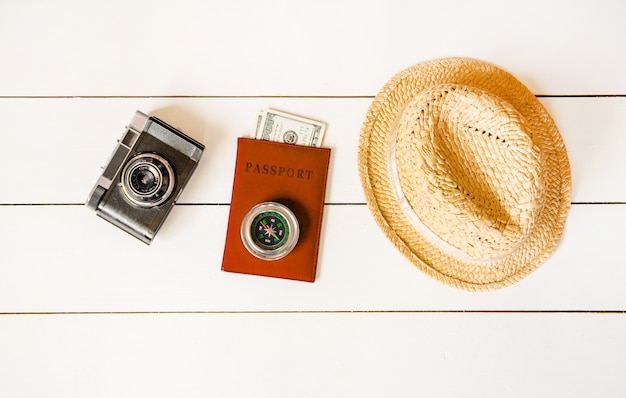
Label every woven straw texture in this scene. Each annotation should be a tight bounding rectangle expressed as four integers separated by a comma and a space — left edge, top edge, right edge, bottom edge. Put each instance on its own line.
358, 58, 572, 291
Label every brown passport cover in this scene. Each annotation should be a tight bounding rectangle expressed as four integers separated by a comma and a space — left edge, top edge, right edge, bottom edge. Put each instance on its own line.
221, 138, 331, 282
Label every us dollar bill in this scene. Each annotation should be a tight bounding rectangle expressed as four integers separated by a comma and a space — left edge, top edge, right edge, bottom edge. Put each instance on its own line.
255, 108, 326, 147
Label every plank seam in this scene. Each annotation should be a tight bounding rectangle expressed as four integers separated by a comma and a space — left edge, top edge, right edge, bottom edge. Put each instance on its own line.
0, 310, 624, 315
0, 202, 624, 207
0, 95, 625, 99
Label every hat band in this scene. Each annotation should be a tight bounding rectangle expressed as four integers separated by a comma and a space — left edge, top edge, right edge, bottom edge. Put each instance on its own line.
387, 120, 511, 265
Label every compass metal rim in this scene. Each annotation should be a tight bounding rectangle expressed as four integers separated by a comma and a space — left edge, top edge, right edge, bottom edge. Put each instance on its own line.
240, 201, 300, 261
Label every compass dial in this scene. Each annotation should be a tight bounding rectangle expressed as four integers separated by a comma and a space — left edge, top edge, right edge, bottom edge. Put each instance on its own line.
252, 211, 289, 249
241, 202, 299, 261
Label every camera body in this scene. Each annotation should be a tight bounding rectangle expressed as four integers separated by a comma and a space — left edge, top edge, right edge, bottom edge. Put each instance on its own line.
86, 111, 204, 244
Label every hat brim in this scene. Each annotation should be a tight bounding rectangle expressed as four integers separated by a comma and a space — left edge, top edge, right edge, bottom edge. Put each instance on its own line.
358, 58, 572, 291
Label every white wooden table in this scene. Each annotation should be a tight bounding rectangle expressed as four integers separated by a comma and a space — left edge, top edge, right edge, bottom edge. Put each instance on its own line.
1, 1, 625, 396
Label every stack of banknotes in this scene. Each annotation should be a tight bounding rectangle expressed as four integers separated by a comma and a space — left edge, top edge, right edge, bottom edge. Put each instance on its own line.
254, 108, 326, 147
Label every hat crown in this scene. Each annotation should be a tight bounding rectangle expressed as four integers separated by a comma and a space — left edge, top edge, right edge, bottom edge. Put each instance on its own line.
390, 84, 545, 261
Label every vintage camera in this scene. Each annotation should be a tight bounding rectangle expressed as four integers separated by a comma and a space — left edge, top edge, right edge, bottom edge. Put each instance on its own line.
86, 111, 204, 244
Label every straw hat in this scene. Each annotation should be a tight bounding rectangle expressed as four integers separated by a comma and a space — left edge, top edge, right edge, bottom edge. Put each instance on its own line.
358, 58, 571, 291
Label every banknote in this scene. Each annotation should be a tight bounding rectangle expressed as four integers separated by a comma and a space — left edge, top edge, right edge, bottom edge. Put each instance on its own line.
255, 108, 326, 147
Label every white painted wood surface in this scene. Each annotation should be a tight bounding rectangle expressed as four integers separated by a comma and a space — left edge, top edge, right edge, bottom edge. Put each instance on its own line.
1, 1, 625, 397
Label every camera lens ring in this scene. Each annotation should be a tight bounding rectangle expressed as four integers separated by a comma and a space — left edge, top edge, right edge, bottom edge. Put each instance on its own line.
121, 153, 175, 207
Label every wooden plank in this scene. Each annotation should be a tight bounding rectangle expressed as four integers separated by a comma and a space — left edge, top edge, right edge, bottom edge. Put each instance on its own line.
1, 312, 625, 397
1, 1, 625, 96
0, 97, 624, 205
0, 204, 623, 312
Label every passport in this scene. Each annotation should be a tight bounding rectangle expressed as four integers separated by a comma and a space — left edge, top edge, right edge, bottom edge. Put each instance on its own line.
221, 138, 331, 282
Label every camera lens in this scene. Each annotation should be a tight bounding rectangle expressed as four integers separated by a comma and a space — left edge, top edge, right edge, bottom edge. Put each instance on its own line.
121, 153, 175, 207
130, 165, 159, 195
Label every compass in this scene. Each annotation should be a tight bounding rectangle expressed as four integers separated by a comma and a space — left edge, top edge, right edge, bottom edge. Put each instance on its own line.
240, 202, 299, 261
